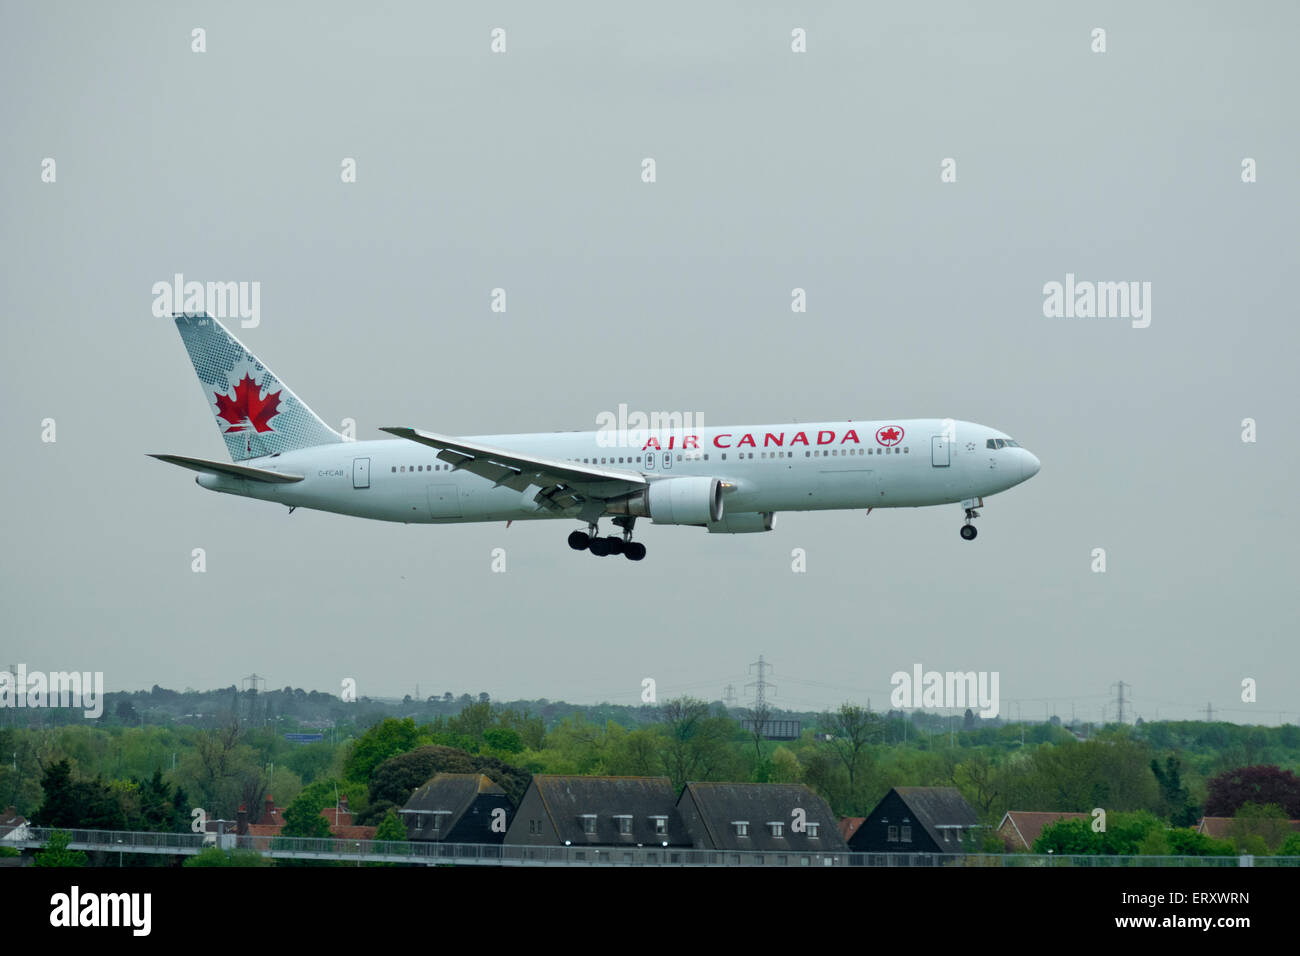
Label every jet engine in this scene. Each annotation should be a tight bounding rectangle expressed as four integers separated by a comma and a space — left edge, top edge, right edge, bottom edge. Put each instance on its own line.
604, 476, 724, 525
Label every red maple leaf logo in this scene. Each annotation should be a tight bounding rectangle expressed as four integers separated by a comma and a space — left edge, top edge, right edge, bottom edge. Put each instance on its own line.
214, 374, 282, 433
876, 426, 903, 446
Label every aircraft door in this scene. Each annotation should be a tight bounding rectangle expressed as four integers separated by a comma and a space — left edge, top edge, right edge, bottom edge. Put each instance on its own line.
931, 436, 950, 467
352, 457, 371, 488
645, 451, 656, 471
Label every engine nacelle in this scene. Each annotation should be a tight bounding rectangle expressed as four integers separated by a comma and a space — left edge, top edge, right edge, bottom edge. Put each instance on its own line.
605, 476, 724, 526
706, 512, 775, 534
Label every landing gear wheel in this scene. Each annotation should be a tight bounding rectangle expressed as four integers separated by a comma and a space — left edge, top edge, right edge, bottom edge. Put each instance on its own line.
588, 537, 611, 557
625, 542, 647, 561
568, 531, 590, 550
960, 524, 978, 541
604, 536, 626, 555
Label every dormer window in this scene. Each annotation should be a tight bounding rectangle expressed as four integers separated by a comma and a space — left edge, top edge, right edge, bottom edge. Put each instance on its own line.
767, 822, 785, 838
733, 821, 749, 837
650, 816, 667, 836
807, 822, 820, 838
580, 814, 597, 835
614, 815, 632, 835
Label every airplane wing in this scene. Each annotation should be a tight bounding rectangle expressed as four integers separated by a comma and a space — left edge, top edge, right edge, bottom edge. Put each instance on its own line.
380, 426, 647, 513
148, 453, 305, 484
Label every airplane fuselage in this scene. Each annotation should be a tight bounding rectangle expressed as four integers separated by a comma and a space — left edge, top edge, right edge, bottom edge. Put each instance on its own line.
195, 419, 1040, 527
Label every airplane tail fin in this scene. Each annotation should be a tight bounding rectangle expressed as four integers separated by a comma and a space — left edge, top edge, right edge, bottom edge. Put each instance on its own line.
172, 313, 343, 461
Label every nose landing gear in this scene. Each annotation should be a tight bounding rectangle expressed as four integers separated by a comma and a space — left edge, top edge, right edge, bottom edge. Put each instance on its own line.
959, 498, 981, 541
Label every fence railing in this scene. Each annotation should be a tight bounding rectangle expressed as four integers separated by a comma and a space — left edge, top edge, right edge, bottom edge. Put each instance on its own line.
5, 826, 1298, 867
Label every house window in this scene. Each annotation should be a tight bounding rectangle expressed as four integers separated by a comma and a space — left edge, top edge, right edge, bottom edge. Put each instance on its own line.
581, 815, 597, 835
807, 822, 820, 838
651, 817, 667, 835
768, 822, 784, 837
733, 821, 749, 837
887, 825, 899, 842
901, 825, 912, 842
615, 815, 632, 835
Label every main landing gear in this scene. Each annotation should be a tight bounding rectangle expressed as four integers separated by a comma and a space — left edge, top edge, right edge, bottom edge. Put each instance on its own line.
568, 517, 646, 561
960, 499, 981, 540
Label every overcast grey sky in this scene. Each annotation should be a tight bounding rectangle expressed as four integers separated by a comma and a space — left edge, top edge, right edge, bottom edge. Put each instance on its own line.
2, 2, 1295, 724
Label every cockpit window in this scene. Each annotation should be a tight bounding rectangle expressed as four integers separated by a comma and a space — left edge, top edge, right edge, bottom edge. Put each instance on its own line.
987, 438, 1020, 449
1005, 439, 1019, 447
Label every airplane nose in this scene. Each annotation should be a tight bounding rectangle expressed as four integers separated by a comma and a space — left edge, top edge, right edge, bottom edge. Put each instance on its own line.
1022, 451, 1041, 481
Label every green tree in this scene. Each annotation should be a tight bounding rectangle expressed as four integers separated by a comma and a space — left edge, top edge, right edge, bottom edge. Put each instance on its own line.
375, 808, 406, 842
1229, 802, 1291, 853
33, 830, 87, 867
343, 718, 430, 783
183, 847, 273, 867
654, 698, 740, 791
1151, 755, 1198, 826
1276, 832, 1300, 856
821, 703, 883, 796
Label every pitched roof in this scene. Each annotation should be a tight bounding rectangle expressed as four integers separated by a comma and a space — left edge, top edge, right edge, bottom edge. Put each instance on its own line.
1196, 816, 1300, 841
402, 773, 507, 840
890, 787, 979, 846
681, 782, 848, 851
997, 811, 1091, 851
531, 775, 687, 846
0, 806, 26, 828
839, 817, 865, 842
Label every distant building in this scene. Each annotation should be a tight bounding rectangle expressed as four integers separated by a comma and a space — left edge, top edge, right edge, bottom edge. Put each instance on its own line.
1196, 816, 1300, 842
401, 773, 513, 843
504, 776, 689, 849
228, 794, 376, 841
839, 816, 865, 843
738, 719, 801, 740
849, 787, 979, 854
997, 811, 1091, 852
0, 806, 30, 844
677, 782, 847, 852
319, 795, 377, 841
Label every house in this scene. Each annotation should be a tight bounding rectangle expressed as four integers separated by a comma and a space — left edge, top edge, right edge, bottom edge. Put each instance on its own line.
839, 816, 865, 843
677, 782, 847, 852
849, 787, 979, 853
227, 794, 376, 841
0, 806, 30, 844
1196, 816, 1300, 842
504, 775, 689, 847
319, 795, 377, 841
997, 811, 1091, 852
400, 773, 514, 843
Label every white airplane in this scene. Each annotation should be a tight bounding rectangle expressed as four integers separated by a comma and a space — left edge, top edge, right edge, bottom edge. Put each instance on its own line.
151, 314, 1040, 560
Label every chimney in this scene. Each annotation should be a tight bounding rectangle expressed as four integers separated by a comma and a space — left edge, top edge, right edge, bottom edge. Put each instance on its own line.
265, 795, 276, 820
237, 804, 249, 835
339, 794, 349, 813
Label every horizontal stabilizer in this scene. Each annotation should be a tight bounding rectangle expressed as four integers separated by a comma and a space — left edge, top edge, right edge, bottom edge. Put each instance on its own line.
148, 454, 304, 483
